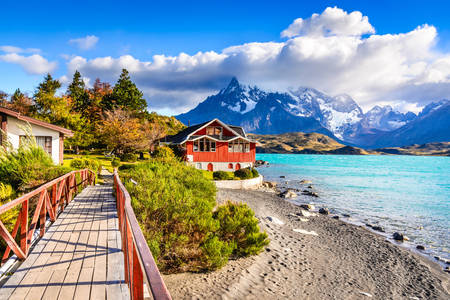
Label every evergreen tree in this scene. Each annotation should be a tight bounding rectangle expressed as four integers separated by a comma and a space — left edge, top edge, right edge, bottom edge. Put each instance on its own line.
111, 69, 147, 112
67, 71, 90, 115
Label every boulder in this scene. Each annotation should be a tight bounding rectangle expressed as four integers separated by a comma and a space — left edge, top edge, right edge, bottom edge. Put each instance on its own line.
302, 190, 319, 197
300, 204, 315, 211
366, 224, 385, 233
300, 179, 312, 184
266, 216, 284, 225
342, 213, 351, 218
444, 267, 450, 273
319, 208, 329, 215
255, 160, 269, 167
416, 245, 425, 250
280, 175, 286, 178
393, 232, 408, 241
264, 181, 277, 188
296, 210, 315, 217
279, 190, 297, 198
332, 215, 339, 220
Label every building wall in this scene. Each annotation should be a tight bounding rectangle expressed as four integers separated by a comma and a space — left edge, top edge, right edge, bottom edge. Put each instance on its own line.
214, 175, 263, 190
188, 161, 253, 172
6, 116, 61, 164
185, 141, 256, 163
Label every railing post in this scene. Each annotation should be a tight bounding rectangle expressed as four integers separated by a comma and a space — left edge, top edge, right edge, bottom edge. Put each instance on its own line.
20, 200, 28, 255
39, 190, 47, 237
51, 184, 57, 221
132, 244, 144, 299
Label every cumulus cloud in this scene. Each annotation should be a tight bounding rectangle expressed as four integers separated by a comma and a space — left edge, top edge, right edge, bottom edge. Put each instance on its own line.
0, 45, 41, 54
281, 7, 375, 38
0, 53, 57, 75
69, 35, 99, 50
64, 7, 450, 114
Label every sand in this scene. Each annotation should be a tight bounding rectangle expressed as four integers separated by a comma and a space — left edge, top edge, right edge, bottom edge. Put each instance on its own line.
163, 188, 450, 300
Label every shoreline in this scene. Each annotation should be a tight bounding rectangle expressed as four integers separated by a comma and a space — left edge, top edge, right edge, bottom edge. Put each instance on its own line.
164, 188, 449, 299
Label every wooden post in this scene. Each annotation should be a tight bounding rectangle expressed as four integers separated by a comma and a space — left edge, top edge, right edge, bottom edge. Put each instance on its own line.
0, 113, 7, 147
20, 200, 28, 254
59, 133, 64, 165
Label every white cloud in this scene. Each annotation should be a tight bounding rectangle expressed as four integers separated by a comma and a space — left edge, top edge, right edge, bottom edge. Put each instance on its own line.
68, 35, 99, 50
64, 7, 450, 114
0, 53, 57, 75
0, 45, 41, 54
281, 7, 375, 38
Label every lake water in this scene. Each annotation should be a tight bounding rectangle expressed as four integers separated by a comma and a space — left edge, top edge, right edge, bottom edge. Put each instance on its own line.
256, 154, 450, 262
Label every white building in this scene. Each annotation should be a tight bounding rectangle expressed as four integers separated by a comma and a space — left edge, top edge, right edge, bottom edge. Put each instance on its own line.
0, 107, 73, 164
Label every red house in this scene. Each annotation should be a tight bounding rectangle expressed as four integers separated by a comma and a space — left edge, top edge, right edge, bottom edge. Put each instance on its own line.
161, 119, 258, 172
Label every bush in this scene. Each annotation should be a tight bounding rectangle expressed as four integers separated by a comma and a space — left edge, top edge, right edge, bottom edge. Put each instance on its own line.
234, 168, 259, 180
0, 134, 68, 191
120, 160, 269, 273
70, 158, 101, 174
213, 171, 230, 180
213, 201, 269, 257
119, 153, 138, 162
251, 168, 259, 178
234, 168, 253, 179
152, 146, 175, 161
111, 157, 121, 168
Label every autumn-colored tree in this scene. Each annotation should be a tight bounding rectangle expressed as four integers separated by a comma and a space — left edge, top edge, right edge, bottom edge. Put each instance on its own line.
0, 91, 8, 107
33, 74, 94, 153
98, 109, 164, 154
10, 89, 33, 115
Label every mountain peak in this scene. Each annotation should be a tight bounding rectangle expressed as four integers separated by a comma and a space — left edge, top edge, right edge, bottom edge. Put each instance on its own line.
221, 77, 242, 94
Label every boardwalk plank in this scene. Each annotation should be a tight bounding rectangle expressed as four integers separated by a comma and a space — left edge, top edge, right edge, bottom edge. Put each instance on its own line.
0, 183, 130, 300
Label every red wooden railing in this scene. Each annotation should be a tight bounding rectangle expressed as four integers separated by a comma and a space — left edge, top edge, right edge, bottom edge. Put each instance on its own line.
113, 170, 172, 300
0, 169, 95, 264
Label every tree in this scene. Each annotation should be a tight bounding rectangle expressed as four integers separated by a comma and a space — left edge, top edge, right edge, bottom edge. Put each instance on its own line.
10, 89, 33, 115
0, 91, 8, 107
98, 109, 157, 155
33, 74, 62, 116
110, 69, 147, 112
67, 71, 89, 115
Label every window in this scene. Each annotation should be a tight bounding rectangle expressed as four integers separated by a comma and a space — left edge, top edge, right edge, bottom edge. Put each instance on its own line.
228, 140, 250, 153
193, 138, 216, 152
20, 135, 52, 155
206, 126, 222, 136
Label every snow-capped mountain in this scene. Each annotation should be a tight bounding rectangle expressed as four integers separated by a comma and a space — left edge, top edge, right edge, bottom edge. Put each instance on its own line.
361, 105, 416, 131
175, 78, 448, 148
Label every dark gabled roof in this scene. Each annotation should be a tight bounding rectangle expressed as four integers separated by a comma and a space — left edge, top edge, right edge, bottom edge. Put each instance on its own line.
229, 125, 245, 137
0, 106, 73, 136
161, 120, 210, 144
161, 119, 251, 144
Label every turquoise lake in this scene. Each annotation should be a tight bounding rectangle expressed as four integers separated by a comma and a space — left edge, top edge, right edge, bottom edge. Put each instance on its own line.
256, 154, 450, 262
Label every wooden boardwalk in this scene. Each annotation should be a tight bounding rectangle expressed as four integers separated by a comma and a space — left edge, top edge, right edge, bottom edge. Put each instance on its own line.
0, 183, 130, 300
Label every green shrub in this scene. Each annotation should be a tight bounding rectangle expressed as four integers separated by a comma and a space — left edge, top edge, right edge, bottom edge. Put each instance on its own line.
0, 183, 14, 202
213, 201, 269, 257
120, 160, 218, 272
213, 171, 230, 180
111, 157, 121, 168
152, 146, 175, 161
251, 168, 259, 178
120, 160, 269, 273
234, 168, 259, 180
234, 168, 253, 179
0, 134, 68, 191
70, 158, 101, 174
119, 153, 138, 162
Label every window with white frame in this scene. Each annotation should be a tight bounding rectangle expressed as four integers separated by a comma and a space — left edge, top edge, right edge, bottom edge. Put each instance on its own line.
228, 140, 250, 153
193, 138, 216, 152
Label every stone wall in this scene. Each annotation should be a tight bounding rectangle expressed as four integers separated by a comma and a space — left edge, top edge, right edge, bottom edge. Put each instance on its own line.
214, 175, 263, 190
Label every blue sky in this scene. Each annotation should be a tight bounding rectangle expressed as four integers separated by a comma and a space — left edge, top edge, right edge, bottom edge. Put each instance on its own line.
2, 0, 450, 115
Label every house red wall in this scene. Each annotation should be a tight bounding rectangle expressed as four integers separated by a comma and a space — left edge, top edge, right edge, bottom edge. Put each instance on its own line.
193, 121, 235, 136
186, 141, 256, 162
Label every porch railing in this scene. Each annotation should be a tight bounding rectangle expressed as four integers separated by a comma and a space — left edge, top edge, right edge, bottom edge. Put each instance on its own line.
113, 170, 171, 300
0, 169, 95, 264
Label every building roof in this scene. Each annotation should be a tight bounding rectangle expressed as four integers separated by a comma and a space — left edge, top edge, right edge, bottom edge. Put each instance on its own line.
0, 106, 74, 137
161, 119, 256, 145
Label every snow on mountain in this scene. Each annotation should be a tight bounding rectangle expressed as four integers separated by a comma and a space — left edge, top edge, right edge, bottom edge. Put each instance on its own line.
176, 78, 445, 147
361, 105, 416, 131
